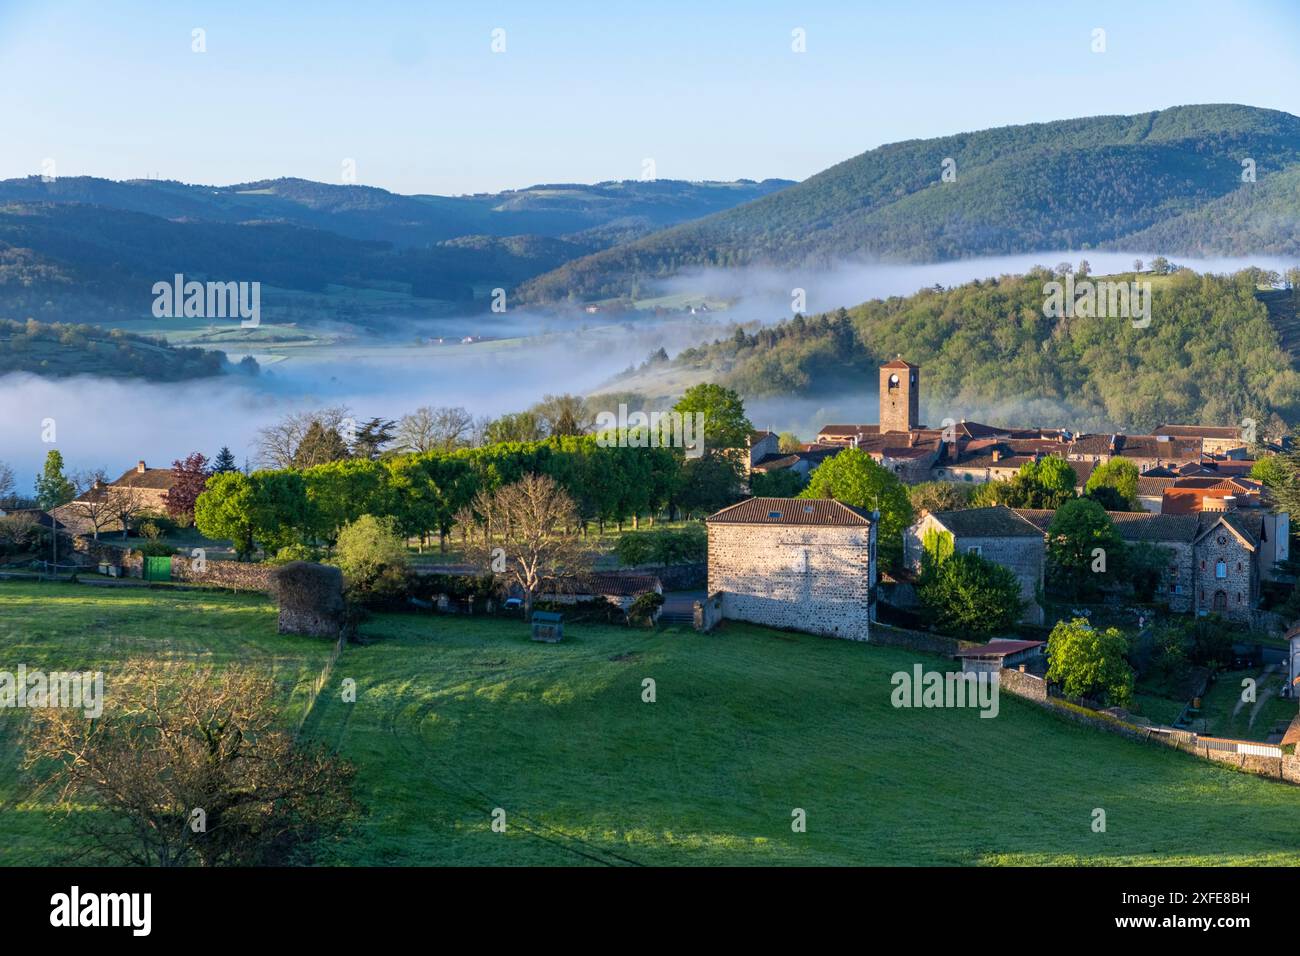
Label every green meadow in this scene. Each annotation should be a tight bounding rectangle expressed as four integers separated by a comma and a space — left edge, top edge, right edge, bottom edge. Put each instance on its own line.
3, 579, 1300, 866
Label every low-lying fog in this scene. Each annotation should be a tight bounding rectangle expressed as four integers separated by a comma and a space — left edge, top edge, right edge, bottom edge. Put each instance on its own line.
2, 249, 1296, 486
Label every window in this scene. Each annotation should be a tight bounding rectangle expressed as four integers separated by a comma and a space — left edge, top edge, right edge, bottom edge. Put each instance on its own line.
967, 545, 982, 557
1215, 561, 1227, 579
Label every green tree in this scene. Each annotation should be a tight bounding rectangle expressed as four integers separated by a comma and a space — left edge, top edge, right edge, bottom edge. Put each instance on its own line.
1045, 617, 1135, 706
996, 456, 1076, 509
1085, 457, 1140, 510
194, 471, 257, 559
800, 448, 912, 568
1045, 498, 1125, 599
673, 452, 744, 519
483, 412, 546, 445
672, 383, 752, 451
211, 447, 238, 474
34, 450, 75, 511
750, 468, 806, 497
916, 551, 1024, 637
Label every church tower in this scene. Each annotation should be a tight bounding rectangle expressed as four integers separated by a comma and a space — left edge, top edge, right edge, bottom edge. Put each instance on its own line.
879, 358, 919, 434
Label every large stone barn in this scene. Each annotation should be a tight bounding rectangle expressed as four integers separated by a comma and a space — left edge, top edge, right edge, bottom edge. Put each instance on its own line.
705, 497, 877, 640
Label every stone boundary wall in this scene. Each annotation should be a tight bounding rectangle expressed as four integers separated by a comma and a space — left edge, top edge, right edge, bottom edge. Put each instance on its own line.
998, 667, 1049, 701
1011, 689, 1300, 785
170, 557, 275, 592
869, 624, 980, 657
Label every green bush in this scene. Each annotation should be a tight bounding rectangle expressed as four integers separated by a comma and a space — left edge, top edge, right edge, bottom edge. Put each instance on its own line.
615, 525, 706, 566
627, 591, 665, 627
268, 543, 323, 565
331, 515, 409, 603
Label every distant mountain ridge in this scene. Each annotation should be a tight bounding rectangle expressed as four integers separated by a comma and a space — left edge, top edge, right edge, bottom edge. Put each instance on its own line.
518, 104, 1300, 303
0, 175, 792, 323
0, 175, 793, 248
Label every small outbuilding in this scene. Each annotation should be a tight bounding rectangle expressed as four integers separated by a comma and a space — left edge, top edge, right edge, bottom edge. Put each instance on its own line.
953, 639, 1045, 674
531, 610, 563, 643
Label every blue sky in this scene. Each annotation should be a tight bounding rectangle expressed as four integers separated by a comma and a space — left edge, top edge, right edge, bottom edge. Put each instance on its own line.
1, 0, 1297, 195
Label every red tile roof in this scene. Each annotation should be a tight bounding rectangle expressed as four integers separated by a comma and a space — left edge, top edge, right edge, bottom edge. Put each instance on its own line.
954, 639, 1045, 658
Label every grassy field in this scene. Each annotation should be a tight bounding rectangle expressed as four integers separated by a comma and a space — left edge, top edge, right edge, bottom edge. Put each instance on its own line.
1186, 668, 1297, 741
3, 579, 1300, 866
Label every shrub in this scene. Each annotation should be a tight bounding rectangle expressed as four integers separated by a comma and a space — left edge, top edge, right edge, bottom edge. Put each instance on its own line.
268, 543, 323, 565
269, 561, 346, 638
332, 515, 409, 602
627, 591, 665, 626
135, 540, 176, 558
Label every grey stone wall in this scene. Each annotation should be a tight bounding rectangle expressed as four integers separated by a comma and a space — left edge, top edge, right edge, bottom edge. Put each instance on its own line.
708, 522, 876, 641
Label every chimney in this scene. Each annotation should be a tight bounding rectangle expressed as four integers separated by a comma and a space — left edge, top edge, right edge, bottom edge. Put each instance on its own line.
908, 431, 916, 448
93, 478, 104, 491
136, 461, 146, 474
991, 448, 1001, 463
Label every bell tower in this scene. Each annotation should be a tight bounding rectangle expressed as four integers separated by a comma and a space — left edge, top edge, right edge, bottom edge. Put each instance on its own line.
879, 358, 919, 434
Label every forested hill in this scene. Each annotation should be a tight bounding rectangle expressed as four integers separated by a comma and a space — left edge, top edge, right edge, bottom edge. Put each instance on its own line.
610, 268, 1300, 435
520, 105, 1300, 303
0, 318, 243, 380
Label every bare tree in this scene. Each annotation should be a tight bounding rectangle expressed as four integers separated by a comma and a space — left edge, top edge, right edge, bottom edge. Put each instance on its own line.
67, 469, 117, 540
256, 406, 352, 468
23, 659, 356, 866
0, 460, 15, 507
394, 405, 474, 454
457, 474, 593, 614
107, 485, 147, 540
530, 393, 596, 437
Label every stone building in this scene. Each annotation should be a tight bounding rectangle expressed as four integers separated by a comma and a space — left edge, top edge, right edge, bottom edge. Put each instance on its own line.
903, 506, 1046, 624
706, 496, 877, 640
1012, 507, 1267, 623
53, 460, 176, 536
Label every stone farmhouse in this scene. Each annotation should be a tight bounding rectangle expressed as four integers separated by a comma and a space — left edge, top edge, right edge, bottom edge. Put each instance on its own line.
705, 496, 877, 640
902, 507, 1047, 624
52, 460, 176, 536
